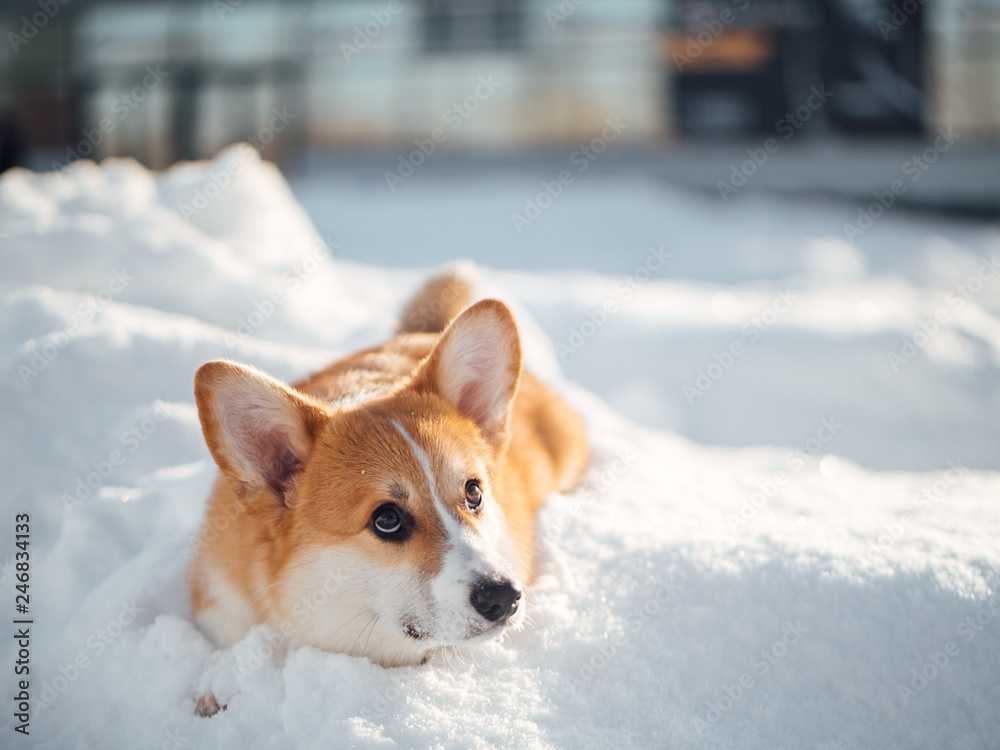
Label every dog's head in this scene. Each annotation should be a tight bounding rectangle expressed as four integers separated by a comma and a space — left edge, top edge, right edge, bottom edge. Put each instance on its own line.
195, 300, 526, 666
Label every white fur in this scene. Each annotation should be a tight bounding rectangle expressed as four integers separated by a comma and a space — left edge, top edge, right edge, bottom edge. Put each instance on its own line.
195, 565, 263, 648
278, 548, 433, 667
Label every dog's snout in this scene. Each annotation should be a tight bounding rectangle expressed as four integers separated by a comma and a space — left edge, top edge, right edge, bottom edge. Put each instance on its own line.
469, 579, 521, 622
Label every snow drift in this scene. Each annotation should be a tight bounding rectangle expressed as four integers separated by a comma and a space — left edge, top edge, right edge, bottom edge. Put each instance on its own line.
1, 146, 998, 749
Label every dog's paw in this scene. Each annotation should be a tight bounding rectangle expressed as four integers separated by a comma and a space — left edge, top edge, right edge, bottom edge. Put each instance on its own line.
195, 693, 227, 718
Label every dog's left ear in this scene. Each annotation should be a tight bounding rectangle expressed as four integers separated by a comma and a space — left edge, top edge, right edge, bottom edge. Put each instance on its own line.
194, 360, 329, 508
412, 299, 522, 449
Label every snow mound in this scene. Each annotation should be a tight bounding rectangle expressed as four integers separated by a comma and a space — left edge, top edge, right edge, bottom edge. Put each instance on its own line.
1, 150, 999, 749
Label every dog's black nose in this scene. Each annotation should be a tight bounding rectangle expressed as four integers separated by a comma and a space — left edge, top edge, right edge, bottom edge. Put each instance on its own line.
469, 580, 521, 622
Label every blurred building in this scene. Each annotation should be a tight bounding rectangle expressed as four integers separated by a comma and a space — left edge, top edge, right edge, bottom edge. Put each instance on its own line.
0, 0, 998, 171
668, 0, 924, 135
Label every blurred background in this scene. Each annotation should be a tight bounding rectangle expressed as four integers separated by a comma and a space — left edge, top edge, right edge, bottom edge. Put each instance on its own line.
1, 0, 998, 164
3, 0, 1000, 230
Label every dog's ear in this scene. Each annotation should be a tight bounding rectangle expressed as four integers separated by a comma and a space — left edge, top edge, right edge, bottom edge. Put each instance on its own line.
412, 299, 522, 448
194, 360, 328, 507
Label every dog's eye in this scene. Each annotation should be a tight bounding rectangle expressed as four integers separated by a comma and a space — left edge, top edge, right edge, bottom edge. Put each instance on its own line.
371, 504, 405, 539
465, 479, 483, 510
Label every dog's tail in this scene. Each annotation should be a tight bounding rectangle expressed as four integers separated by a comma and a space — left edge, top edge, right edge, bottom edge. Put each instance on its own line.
398, 264, 477, 334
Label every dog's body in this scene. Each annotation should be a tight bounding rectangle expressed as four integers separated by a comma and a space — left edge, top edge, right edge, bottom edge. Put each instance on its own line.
189, 272, 588, 667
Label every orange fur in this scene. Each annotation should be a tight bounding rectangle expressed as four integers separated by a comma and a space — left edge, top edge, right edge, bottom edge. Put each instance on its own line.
189, 278, 589, 666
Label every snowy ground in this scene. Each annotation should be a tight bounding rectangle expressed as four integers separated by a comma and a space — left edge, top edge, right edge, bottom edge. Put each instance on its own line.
1, 146, 999, 749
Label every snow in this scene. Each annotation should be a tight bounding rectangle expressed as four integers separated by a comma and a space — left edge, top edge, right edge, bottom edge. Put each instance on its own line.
2, 146, 999, 749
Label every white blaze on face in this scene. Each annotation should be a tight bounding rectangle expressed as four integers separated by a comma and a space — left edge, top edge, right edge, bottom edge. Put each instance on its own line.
390, 419, 522, 643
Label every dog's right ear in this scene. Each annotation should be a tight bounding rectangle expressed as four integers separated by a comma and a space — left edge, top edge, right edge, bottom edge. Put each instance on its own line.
194, 361, 329, 508
410, 299, 522, 450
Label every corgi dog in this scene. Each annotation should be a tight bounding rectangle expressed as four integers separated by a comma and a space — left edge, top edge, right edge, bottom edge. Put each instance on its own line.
189, 271, 589, 669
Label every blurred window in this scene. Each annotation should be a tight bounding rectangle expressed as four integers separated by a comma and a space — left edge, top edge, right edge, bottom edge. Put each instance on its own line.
422, 0, 524, 52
